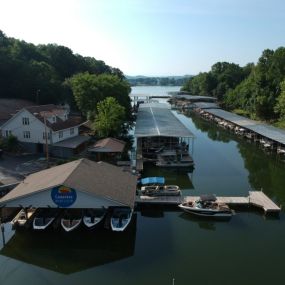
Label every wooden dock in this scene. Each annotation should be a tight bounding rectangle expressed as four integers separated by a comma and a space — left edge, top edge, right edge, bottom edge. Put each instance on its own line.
135, 191, 281, 214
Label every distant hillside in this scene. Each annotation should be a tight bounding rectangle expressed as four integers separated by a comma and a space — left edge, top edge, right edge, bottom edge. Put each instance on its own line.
126, 75, 192, 86
0, 30, 125, 107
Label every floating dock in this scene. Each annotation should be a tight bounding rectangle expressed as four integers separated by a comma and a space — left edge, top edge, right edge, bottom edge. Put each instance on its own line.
135, 191, 281, 214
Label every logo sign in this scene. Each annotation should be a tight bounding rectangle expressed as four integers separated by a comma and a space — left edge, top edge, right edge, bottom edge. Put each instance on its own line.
51, 185, 77, 207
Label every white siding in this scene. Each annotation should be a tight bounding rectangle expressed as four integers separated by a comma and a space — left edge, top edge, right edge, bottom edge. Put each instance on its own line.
52, 127, 79, 143
0, 109, 51, 144
3, 187, 124, 208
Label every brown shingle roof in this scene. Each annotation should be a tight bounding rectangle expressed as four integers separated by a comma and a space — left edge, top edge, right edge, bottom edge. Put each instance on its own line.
0, 158, 137, 208
25, 104, 84, 131
89, 138, 126, 153
0, 99, 34, 125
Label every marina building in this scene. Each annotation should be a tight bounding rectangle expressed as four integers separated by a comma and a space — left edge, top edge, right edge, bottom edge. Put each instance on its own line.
0, 158, 137, 209
134, 103, 195, 171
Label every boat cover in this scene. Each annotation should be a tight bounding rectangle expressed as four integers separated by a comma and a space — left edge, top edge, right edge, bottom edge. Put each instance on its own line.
199, 194, 216, 202
140, 177, 165, 185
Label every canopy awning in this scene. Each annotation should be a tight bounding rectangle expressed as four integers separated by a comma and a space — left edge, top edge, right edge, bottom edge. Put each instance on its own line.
140, 177, 165, 185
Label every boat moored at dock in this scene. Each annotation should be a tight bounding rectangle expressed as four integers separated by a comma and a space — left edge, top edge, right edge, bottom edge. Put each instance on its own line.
111, 208, 133, 232
61, 209, 83, 232
141, 185, 181, 196
178, 194, 234, 218
83, 208, 106, 229
33, 208, 60, 230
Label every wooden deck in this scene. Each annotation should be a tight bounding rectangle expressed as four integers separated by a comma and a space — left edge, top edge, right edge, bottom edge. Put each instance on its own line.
135, 191, 281, 214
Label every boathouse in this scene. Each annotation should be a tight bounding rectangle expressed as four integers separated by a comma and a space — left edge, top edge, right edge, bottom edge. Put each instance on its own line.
0, 158, 137, 209
134, 103, 194, 170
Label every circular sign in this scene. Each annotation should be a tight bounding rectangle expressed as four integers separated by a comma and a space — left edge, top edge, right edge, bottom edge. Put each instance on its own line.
51, 185, 77, 207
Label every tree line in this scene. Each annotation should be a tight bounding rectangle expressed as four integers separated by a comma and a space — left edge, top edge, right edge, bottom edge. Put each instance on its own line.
127, 75, 191, 86
0, 30, 132, 137
182, 47, 285, 124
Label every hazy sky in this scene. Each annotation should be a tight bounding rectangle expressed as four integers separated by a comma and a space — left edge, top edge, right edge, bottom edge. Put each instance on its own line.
1, 0, 285, 76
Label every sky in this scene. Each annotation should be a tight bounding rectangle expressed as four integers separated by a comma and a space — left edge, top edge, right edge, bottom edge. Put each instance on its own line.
0, 0, 285, 76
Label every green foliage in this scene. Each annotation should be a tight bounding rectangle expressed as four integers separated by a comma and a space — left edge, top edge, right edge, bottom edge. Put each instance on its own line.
94, 97, 126, 137
183, 47, 285, 121
274, 81, 285, 119
67, 73, 131, 119
1, 135, 19, 152
0, 30, 125, 106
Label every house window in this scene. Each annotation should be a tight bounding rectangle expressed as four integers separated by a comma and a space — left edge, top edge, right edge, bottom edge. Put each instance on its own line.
52, 116, 56, 123
59, 131, 63, 139
23, 131, 30, 139
70, 128, 74, 135
43, 132, 50, 140
5, 130, 12, 137
22, 117, 29, 125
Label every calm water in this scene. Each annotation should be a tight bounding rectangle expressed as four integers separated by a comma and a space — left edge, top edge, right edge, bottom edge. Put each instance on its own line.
1, 90, 285, 285
131, 85, 181, 97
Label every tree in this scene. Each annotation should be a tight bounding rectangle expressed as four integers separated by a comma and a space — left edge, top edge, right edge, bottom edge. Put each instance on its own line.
67, 72, 131, 118
275, 81, 285, 118
94, 97, 126, 137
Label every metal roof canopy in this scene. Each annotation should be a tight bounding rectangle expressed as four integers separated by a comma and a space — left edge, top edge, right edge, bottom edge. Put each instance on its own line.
172, 95, 217, 101
134, 103, 194, 138
193, 102, 220, 109
207, 109, 285, 145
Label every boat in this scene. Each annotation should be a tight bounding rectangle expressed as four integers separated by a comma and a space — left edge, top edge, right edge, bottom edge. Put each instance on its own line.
156, 150, 194, 168
61, 209, 83, 232
11, 208, 36, 228
178, 194, 234, 218
110, 208, 133, 232
83, 208, 106, 229
141, 185, 181, 196
33, 208, 59, 230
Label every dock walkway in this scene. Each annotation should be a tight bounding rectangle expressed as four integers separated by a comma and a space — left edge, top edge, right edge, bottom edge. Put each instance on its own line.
135, 191, 281, 214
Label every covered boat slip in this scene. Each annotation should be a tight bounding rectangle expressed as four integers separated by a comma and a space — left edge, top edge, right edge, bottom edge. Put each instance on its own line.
134, 103, 195, 170
205, 109, 285, 146
0, 159, 137, 210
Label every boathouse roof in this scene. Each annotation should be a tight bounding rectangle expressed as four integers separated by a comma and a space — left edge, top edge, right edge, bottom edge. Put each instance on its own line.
206, 109, 285, 145
0, 158, 137, 208
193, 102, 220, 109
134, 103, 194, 138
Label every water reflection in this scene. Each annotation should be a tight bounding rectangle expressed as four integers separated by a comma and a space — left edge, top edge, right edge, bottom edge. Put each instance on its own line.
184, 111, 285, 207
0, 214, 137, 274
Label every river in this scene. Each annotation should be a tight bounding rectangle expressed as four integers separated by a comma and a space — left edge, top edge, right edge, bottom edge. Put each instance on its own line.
0, 86, 284, 285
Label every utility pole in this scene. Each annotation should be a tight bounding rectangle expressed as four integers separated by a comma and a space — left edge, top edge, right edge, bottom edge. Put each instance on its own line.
43, 113, 49, 168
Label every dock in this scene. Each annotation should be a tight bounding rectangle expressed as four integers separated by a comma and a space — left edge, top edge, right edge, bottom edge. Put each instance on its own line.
135, 191, 281, 214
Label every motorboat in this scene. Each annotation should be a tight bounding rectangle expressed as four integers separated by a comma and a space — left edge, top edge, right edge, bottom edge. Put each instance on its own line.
11, 208, 36, 228
61, 209, 83, 232
141, 185, 181, 196
33, 208, 59, 230
110, 208, 133, 232
178, 194, 234, 218
83, 208, 106, 229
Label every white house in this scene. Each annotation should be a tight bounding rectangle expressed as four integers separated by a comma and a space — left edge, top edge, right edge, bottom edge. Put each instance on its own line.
0, 104, 89, 157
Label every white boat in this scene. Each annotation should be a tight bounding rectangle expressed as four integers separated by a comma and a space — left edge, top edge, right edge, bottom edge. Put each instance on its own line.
178, 194, 234, 218
33, 209, 58, 230
61, 210, 82, 232
11, 208, 36, 227
111, 208, 133, 232
83, 208, 106, 229
141, 185, 181, 196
